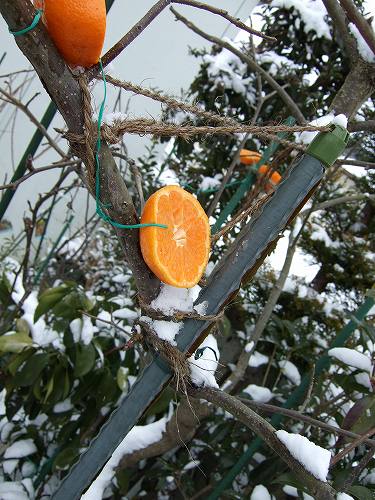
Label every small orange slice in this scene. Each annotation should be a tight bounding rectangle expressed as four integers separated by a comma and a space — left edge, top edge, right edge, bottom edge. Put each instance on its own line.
258, 165, 282, 192
240, 149, 262, 165
140, 186, 211, 288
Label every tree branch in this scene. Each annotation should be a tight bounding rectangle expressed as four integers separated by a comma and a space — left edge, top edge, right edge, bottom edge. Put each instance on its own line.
239, 398, 375, 447
170, 7, 306, 124
89, 0, 276, 78
0, 87, 66, 157
322, 0, 358, 63
1, 0, 161, 302
118, 396, 211, 469
338, 0, 375, 55
0, 161, 78, 191
193, 386, 337, 500
337, 158, 375, 169
348, 120, 375, 133
299, 194, 375, 216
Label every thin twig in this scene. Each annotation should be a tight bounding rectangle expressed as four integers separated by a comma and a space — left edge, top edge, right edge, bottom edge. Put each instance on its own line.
299, 194, 375, 216
170, 6, 306, 124
330, 427, 375, 467
0, 87, 66, 157
0, 161, 79, 191
89, 0, 275, 78
238, 399, 375, 447
337, 158, 375, 169
193, 387, 337, 499
342, 443, 375, 489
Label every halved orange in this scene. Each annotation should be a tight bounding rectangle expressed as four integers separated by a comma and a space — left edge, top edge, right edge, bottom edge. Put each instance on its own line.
239, 149, 262, 165
140, 186, 210, 288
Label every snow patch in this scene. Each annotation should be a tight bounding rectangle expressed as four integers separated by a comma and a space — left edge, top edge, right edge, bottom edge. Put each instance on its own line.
4, 439, 37, 459
276, 430, 331, 481
243, 384, 274, 403
81, 414, 171, 500
279, 360, 301, 385
271, 0, 331, 39
249, 351, 269, 368
349, 22, 375, 63
189, 334, 219, 388
328, 347, 372, 373
337, 493, 354, 500
250, 484, 272, 500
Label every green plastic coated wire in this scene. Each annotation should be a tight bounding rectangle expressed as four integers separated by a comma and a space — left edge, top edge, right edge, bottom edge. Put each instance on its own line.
9, 9, 43, 36
95, 61, 167, 230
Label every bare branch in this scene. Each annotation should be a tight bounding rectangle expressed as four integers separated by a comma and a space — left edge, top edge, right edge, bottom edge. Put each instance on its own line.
193, 386, 337, 500
239, 398, 375, 447
0, 160, 79, 191
118, 397, 211, 469
0, 87, 66, 157
89, 0, 276, 78
330, 427, 375, 467
348, 120, 375, 133
299, 194, 375, 216
224, 229, 298, 392
170, 6, 306, 124
337, 158, 375, 169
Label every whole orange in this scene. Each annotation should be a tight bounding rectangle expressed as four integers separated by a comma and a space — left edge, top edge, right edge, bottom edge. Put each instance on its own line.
34, 0, 106, 68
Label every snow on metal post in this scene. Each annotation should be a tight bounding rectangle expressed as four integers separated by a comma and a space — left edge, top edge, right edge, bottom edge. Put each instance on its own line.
52, 124, 349, 500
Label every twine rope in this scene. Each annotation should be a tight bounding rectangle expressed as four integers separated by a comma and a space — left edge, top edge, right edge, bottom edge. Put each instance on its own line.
65, 119, 321, 150
135, 298, 224, 386
138, 296, 225, 323
211, 193, 272, 243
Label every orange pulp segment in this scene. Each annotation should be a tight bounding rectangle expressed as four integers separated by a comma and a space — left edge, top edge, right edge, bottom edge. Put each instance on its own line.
240, 149, 262, 165
140, 186, 211, 288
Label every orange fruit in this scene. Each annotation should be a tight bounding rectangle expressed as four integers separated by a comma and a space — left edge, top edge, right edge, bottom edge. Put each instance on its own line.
140, 186, 211, 288
34, 0, 106, 68
258, 165, 282, 192
239, 149, 262, 165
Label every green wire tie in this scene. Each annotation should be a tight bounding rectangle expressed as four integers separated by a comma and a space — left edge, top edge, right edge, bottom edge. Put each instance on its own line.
95, 60, 167, 230
195, 346, 218, 361
9, 9, 43, 36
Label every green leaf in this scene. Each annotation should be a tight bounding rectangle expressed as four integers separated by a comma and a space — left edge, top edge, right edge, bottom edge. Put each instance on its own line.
34, 285, 70, 322
62, 370, 71, 400
74, 343, 96, 377
0, 272, 12, 305
43, 375, 55, 403
13, 353, 49, 387
53, 446, 79, 470
116, 366, 129, 391
7, 348, 35, 375
0, 331, 32, 353
351, 396, 375, 435
348, 485, 374, 500
96, 368, 118, 406
16, 318, 30, 334
53, 291, 94, 320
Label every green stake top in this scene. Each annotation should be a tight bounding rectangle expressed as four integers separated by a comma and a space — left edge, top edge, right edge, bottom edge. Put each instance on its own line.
307, 123, 349, 167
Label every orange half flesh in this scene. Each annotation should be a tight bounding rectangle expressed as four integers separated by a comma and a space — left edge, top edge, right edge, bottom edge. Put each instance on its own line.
140, 186, 211, 288
239, 149, 262, 165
